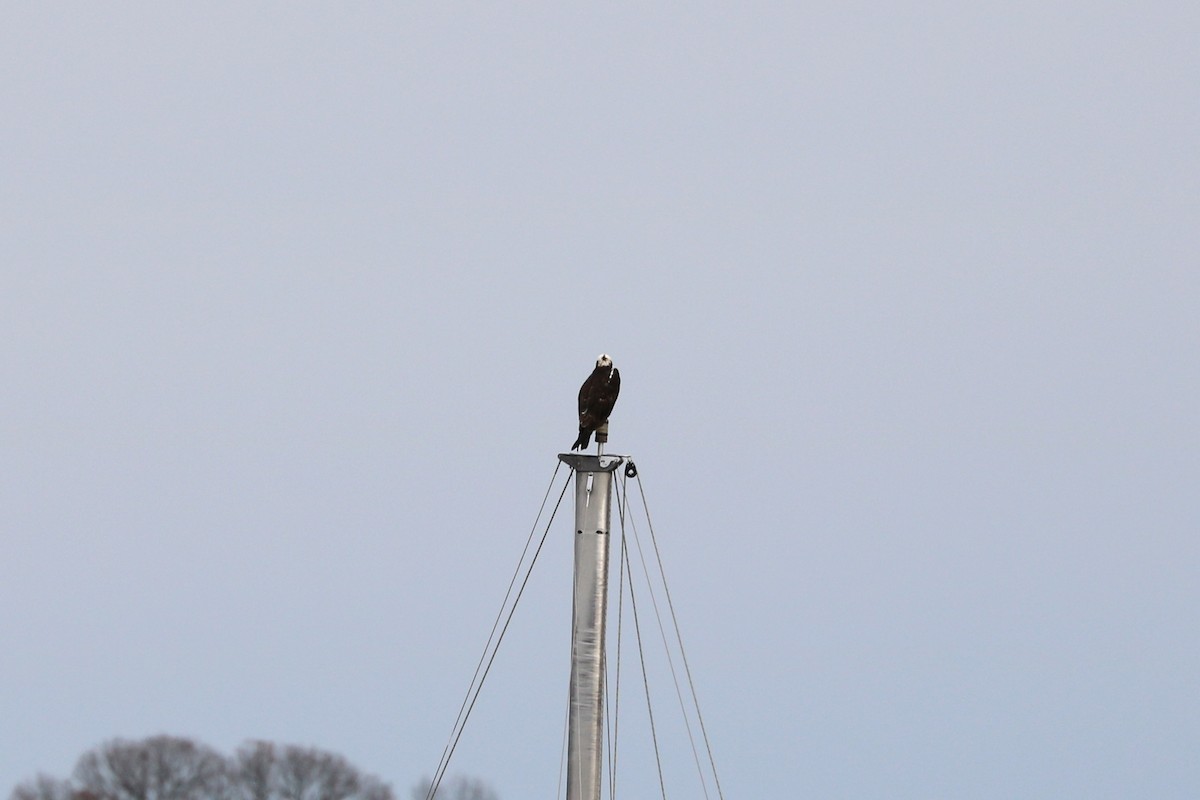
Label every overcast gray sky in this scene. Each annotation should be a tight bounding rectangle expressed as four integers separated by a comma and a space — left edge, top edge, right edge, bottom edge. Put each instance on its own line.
3, 3, 1197, 798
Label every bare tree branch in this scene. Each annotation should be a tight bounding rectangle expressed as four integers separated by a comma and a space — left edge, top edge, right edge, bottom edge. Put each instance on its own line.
10, 736, 467, 800
9, 775, 73, 800
72, 737, 229, 800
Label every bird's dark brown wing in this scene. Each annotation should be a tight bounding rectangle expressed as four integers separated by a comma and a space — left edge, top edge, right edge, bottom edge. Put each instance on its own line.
573, 365, 619, 449
583, 367, 619, 424
578, 366, 602, 416
576, 376, 595, 432
594, 368, 619, 419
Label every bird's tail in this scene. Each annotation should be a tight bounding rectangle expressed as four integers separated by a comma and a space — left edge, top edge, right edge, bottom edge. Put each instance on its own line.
571, 429, 591, 451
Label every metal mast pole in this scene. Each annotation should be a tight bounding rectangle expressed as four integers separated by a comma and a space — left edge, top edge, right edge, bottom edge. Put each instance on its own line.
558, 423, 622, 800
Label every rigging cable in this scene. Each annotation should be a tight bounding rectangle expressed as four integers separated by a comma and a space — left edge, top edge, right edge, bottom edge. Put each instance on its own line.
425, 461, 572, 800
567, 481, 583, 800
622, 481, 712, 800
606, 476, 630, 800
621, 526, 669, 800
556, 669, 571, 800
633, 472, 726, 800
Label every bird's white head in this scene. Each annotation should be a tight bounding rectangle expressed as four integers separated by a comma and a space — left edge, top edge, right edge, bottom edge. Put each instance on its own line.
596, 354, 613, 368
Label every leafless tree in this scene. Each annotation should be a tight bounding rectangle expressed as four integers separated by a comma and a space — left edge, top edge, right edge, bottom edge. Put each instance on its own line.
9, 736, 406, 800
409, 776, 497, 800
9, 775, 72, 800
232, 742, 393, 800
230, 742, 275, 800
276, 747, 355, 800
73, 736, 230, 800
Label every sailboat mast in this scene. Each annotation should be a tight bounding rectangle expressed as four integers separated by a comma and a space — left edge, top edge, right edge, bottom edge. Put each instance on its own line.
558, 424, 622, 800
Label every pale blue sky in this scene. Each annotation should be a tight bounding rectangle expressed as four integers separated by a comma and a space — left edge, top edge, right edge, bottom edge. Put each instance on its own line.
3, 3, 1198, 798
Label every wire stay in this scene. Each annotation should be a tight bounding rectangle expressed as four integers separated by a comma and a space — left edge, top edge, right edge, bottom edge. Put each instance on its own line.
632, 472, 725, 800
425, 461, 571, 800
424, 457, 724, 800
600, 467, 725, 800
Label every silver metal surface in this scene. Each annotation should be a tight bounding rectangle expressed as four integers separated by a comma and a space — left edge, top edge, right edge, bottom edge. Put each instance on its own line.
556, 453, 625, 473
562, 455, 622, 800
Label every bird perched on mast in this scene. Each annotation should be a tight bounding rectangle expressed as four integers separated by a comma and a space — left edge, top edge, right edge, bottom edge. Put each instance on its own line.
572, 354, 621, 451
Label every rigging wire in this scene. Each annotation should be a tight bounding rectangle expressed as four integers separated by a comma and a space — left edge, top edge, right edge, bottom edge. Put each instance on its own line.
606, 477, 629, 800
634, 472, 726, 800
556, 674, 571, 800
423, 455, 724, 800
622, 486, 712, 800
568, 483, 583, 800
622, 528, 669, 800
425, 462, 572, 800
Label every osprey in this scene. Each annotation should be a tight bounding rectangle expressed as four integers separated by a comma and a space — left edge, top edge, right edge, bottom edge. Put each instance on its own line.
572, 354, 621, 451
